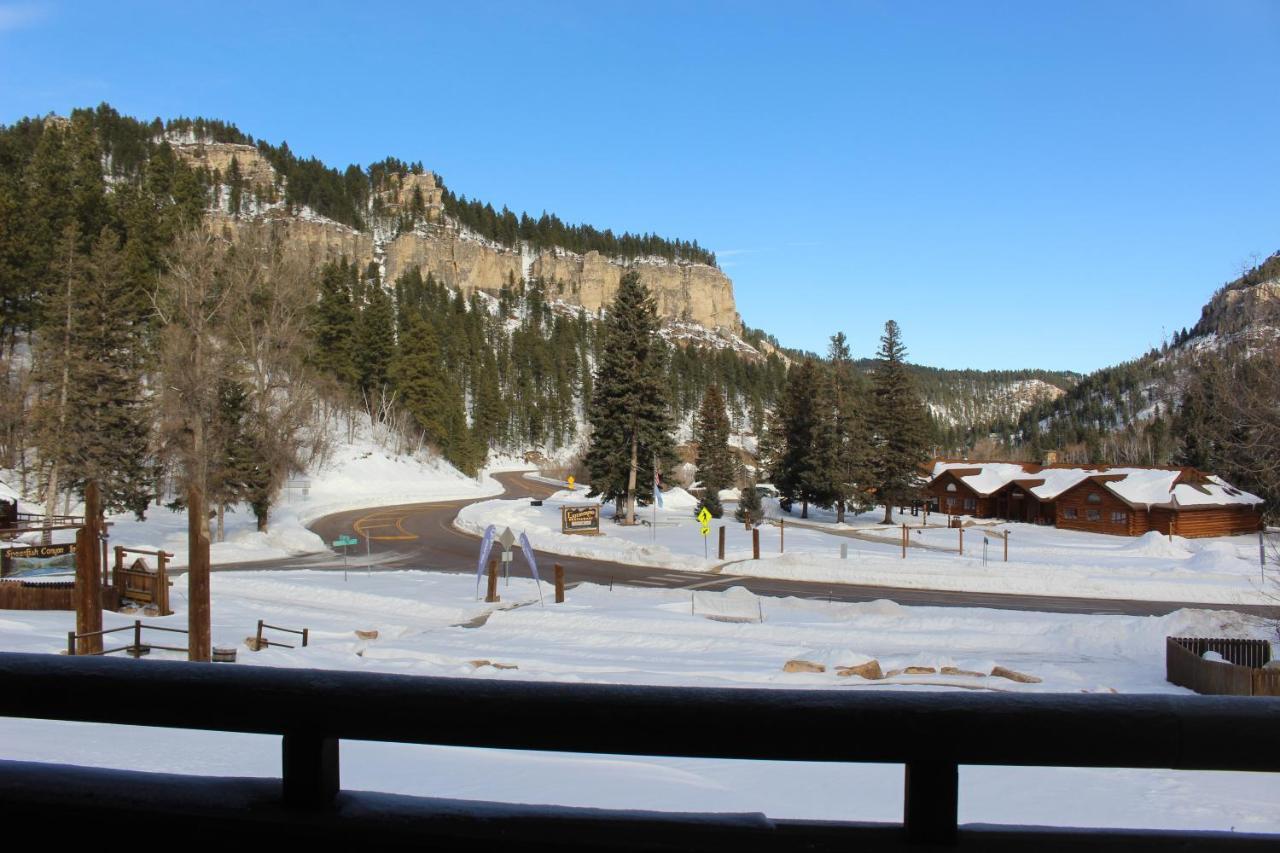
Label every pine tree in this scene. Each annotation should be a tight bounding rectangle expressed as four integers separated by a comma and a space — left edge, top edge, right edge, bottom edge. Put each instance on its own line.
354, 266, 395, 395
693, 384, 736, 515
734, 479, 763, 526
824, 332, 873, 523
309, 258, 357, 385
69, 227, 153, 517
867, 320, 930, 523
583, 271, 675, 522
774, 359, 828, 518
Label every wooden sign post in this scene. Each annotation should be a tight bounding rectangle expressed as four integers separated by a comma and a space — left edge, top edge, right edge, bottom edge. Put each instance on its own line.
718, 526, 726, 560
74, 481, 103, 655
554, 563, 565, 603
752, 528, 760, 560
188, 484, 212, 662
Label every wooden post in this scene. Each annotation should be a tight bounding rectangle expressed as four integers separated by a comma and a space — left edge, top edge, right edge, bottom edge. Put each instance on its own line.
780, 519, 784, 553
752, 528, 760, 559
486, 558, 499, 603
959, 526, 964, 556
554, 563, 565, 603
901, 523, 907, 559
1004, 530, 1009, 563
74, 481, 103, 655
188, 484, 212, 662
718, 526, 725, 560
302, 628, 309, 648
157, 551, 171, 615
255, 619, 265, 651
67, 631, 76, 656
113, 545, 125, 599
131, 619, 142, 657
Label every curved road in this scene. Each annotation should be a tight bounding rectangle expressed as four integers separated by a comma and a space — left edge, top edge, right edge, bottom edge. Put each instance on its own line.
225, 472, 1277, 619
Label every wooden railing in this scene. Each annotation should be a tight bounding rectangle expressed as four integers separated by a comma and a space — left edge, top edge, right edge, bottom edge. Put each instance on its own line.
251, 619, 309, 650
0, 653, 1277, 849
66, 621, 188, 657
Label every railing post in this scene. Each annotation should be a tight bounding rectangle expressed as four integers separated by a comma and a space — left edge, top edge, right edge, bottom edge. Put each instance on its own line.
66, 631, 76, 656
904, 759, 958, 845
256, 619, 265, 651
281, 730, 339, 808
132, 620, 142, 657
302, 628, 309, 648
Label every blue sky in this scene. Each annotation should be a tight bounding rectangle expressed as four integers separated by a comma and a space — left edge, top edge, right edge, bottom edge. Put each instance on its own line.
2, 1, 1277, 372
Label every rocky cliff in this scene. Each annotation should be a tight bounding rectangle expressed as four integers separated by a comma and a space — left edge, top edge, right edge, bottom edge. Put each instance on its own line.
178, 142, 741, 332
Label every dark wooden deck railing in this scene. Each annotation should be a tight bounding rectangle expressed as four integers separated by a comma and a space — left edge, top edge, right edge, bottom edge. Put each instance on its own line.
0, 652, 1278, 850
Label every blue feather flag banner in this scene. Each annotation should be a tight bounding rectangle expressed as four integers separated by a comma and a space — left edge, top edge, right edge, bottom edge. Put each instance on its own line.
518, 532, 541, 583
654, 468, 664, 508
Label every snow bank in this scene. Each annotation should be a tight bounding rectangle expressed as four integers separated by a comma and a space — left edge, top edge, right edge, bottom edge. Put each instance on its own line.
661, 487, 699, 510
1121, 531, 1191, 558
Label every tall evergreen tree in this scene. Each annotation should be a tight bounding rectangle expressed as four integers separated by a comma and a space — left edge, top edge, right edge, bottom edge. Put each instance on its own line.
693, 384, 736, 518
773, 358, 826, 518
583, 271, 675, 523
354, 266, 395, 396
867, 320, 930, 523
69, 227, 153, 517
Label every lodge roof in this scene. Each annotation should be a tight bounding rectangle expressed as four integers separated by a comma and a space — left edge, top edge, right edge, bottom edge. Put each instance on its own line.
927, 460, 1262, 511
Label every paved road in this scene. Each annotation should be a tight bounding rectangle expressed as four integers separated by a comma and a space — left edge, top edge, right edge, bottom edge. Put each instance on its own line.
221, 472, 1279, 619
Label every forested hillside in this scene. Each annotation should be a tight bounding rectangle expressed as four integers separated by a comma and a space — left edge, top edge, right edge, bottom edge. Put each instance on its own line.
0, 104, 781, 533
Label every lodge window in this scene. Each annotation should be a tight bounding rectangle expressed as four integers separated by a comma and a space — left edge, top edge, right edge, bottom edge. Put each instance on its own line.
1111, 511, 1127, 524
964, 498, 976, 511
946, 484, 957, 492
1086, 509, 1101, 521
1086, 493, 1102, 504
1062, 508, 1077, 519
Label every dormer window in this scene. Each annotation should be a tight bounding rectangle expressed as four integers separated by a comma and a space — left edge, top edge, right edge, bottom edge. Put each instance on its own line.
946, 484, 956, 492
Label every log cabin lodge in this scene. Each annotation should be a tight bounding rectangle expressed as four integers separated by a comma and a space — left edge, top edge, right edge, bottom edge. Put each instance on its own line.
923, 460, 1263, 538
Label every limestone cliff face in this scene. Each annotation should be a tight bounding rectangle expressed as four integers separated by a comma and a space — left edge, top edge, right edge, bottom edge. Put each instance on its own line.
179, 142, 740, 332
174, 142, 277, 191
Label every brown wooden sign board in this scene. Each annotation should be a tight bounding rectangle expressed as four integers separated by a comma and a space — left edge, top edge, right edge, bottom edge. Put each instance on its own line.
561, 505, 601, 535
2, 543, 76, 577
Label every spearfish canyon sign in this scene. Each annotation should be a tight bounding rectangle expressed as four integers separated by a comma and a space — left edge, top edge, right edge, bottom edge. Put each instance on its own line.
561, 505, 601, 535
2, 543, 76, 577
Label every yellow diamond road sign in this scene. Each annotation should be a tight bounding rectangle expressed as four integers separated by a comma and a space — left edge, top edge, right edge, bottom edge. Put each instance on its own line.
697, 507, 712, 524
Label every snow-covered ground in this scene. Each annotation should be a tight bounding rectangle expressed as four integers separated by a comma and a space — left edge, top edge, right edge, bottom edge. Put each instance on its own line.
457, 485, 1277, 605
0, 569, 1276, 831
1, 430, 506, 570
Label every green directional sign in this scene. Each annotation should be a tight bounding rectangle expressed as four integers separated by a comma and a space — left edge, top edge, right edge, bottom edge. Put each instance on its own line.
333, 535, 359, 548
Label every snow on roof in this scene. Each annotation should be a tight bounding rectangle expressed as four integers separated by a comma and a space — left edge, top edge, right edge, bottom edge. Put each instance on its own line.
1024, 468, 1094, 501
0, 479, 17, 503
928, 461, 1262, 509
1172, 475, 1264, 508
1104, 469, 1180, 506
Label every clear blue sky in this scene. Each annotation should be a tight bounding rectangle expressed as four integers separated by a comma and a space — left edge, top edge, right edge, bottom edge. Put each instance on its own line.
2, 1, 1277, 372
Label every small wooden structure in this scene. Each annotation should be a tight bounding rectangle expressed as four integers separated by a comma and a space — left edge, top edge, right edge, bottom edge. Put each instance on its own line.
112, 547, 174, 615
1166, 636, 1280, 697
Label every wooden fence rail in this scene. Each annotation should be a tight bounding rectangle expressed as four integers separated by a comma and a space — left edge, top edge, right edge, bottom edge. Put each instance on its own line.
252, 619, 309, 651
67, 620, 189, 658
1166, 636, 1279, 697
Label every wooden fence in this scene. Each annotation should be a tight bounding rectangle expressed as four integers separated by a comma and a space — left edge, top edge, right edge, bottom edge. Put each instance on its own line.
1166, 636, 1280, 697
0, 579, 119, 611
